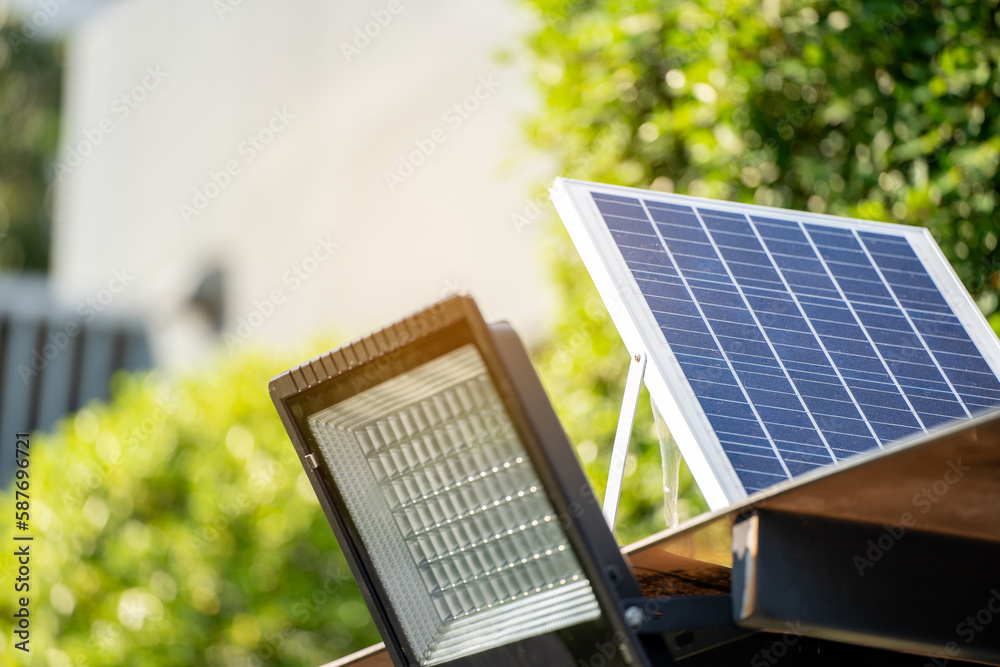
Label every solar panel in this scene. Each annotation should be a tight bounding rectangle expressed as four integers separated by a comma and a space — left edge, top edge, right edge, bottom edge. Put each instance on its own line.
551, 178, 1000, 509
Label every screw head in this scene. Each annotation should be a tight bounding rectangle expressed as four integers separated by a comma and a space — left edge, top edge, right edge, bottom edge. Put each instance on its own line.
624, 606, 644, 630
633, 353, 641, 362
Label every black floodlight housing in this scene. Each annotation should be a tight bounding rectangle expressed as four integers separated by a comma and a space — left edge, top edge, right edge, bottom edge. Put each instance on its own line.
269, 296, 666, 667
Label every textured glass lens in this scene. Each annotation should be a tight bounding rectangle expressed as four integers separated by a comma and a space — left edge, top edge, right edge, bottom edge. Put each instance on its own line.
308, 345, 600, 665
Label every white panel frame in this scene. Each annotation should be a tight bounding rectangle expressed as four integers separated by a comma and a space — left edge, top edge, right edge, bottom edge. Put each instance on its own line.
551, 177, 1000, 510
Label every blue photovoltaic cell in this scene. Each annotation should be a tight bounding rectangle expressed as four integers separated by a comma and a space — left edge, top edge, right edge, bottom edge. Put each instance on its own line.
589, 192, 1000, 494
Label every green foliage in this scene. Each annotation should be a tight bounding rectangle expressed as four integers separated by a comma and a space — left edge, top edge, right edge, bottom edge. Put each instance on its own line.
0, 16, 62, 272
522, 0, 1000, 312
0, 348, 380, 666
522, 0, 1000, 540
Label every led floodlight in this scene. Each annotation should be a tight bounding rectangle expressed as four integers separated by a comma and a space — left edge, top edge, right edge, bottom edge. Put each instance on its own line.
270, 296, 662, 667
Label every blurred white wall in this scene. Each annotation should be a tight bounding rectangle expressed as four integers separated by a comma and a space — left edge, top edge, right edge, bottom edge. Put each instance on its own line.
50, 0, 556, 366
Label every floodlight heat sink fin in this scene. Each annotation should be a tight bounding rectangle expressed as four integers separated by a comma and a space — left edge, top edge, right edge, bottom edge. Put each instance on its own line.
272, 301, 462, 395
552, 178, 1000, 509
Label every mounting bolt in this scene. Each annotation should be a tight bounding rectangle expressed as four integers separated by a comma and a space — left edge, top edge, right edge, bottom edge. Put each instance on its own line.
634, 353, 641, 362
624, 606, 644, 631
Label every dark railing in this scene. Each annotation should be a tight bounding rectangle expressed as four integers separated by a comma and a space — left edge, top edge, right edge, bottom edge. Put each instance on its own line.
0, 311, 151, 483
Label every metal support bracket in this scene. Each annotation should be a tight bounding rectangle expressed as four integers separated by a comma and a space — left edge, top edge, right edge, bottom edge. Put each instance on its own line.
603, 351, 647, 529
732, 509, 1000, 663
621, 594, 757, 659
621, 595, 733, 634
